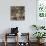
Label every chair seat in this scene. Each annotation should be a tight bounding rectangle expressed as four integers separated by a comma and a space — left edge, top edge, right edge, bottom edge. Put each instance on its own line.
6, 33, 17, 36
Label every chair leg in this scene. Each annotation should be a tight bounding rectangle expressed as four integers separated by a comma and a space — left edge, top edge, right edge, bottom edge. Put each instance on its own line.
4, 33, 7, 46
4, 41, 7, 46
17, 34, 18, 46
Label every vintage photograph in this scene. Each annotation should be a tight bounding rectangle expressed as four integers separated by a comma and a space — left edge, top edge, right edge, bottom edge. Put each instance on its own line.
11, 6, 25, 20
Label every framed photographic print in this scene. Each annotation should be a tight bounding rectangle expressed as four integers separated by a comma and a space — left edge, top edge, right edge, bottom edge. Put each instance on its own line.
11, 6, 25, 20
36, 0, 46, 26
37, 0, 46, 18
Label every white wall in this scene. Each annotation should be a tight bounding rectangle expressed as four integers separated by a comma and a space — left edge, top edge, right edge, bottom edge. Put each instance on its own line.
0, 0, 37, 42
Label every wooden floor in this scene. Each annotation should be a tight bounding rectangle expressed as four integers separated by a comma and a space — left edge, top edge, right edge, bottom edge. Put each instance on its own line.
0, 42, 46, 46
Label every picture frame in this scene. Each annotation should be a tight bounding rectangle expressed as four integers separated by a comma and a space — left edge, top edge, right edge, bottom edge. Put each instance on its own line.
11, 6, 25, 20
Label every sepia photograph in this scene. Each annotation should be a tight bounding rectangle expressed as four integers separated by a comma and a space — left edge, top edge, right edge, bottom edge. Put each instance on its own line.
11, 6, 25, 20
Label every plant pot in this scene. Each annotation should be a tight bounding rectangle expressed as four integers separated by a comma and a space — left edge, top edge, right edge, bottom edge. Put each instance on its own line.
40, 38, 45, 43
37, 39, 40, 43
37, 39, 45, 44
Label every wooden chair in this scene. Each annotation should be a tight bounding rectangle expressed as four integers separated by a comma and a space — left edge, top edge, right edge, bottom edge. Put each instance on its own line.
19, 33, 30, 46
4, 33, 18, 46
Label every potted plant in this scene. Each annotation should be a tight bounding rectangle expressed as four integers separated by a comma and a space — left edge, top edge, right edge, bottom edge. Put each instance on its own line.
32, 24, 45, 30
32, 25, 39, 30
40, 26, 45, 29
33, 32, 46, 43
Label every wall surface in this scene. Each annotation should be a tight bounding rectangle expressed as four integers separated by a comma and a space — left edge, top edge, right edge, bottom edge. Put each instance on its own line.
0, 0, 37, 42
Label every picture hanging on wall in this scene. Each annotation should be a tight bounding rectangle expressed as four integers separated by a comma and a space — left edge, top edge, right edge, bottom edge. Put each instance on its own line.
37, 0, 46, 18
11, 6, 25, 20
